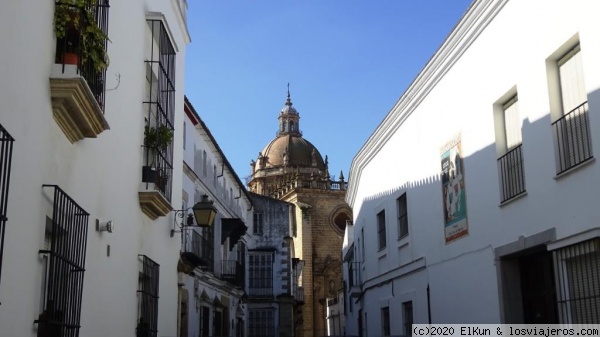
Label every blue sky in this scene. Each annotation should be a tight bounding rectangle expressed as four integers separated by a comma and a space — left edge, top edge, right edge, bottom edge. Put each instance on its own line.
184, 0, 473, 184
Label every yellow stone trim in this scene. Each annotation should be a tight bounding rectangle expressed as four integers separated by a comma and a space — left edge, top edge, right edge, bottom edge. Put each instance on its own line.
49, 77, 110, 143
139, 190, 173, 220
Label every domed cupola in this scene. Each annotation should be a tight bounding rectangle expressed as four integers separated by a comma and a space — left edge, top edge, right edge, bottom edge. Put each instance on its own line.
278, 85, 301, 137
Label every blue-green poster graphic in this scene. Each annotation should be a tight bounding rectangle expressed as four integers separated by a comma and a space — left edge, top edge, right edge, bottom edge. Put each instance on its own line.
440, 134, 468, 243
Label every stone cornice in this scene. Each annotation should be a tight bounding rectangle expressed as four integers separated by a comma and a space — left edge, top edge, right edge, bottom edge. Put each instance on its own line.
346, 0, 509, 207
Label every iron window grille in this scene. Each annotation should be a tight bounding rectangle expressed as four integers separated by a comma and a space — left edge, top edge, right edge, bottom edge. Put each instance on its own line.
35, 185, 90, 337
0, 124, 14, 294
248, 308, 275, 337
54, 0, 110, 112
143, 19, 176, 201
348, 261, 361, 288
248, 252, 273, 297
253, 212, 263, 234
397, 193, 408, 238
377, 210, 386, 250
498, 144, 526, 203
553, 238, 599, 324
137, 255, 160, 337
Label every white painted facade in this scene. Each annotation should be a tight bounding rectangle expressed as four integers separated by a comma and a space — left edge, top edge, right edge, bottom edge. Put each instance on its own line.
345, 0, 600, 335
0, 0, 190, 336
180, 98, 252, 337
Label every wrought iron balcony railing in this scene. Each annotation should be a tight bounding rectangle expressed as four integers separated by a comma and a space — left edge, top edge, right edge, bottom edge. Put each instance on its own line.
218, 260, 244, 288
498, 144, 526, 203
552, 101, 593, 175
54, 0, 110, 112
181, 229, 213, 272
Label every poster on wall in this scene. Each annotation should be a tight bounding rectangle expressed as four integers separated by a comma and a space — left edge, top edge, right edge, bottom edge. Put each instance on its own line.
440, 134, 468, 244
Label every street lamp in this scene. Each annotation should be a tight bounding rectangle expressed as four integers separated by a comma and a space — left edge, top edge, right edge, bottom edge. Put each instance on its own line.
171, 194, 217, 237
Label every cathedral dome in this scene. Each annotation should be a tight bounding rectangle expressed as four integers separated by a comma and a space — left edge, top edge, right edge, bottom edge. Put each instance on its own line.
256, 134, 325, 171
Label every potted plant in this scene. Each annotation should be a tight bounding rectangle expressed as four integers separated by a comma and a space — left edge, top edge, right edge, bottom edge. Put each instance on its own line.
144, 125, 173, 150
54, 0, 110, 71
142, 125, 173, 184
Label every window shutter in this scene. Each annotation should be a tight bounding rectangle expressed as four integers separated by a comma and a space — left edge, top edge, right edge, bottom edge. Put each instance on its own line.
559, 46, 586, 114
503, 97, 522, 150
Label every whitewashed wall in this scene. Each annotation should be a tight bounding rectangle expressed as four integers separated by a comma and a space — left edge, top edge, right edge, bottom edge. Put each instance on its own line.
346, 0, 600, 335
0, 0, 189, 336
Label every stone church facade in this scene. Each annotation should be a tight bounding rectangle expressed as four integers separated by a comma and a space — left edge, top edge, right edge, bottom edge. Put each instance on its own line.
248, 91, 352, 337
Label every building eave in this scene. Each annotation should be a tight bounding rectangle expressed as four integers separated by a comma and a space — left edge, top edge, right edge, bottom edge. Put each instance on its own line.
346, 0, 509, 207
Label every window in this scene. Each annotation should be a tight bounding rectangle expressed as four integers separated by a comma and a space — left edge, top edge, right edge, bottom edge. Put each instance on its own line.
553, 238, 599, 323
199, 306, 210, 337
397, 193, 408, 238
36, 185, 90, 337
143, 19, 176, 201
0, 124, 14, 290
497, 95, 526, 203
248, 252, 273, 296
403, 301, 414, 335
377, 210, 386, 250
137, 255, 160, 337
253, 213, 264, 234
381, 306, 390, 337
552, 44, 592, 174
248, 308, 275, 337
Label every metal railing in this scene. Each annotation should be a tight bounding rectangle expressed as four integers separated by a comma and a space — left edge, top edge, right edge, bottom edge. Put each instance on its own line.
219, 260, 244, 288
35, 185, 90, 337
142, 19, 176, 202
553, 238, 600, 324
182, 229, 213, 272
553, 101, 593, 174
0, 125, 14, 294
295, 286, 304, 303
348, 262, 361, 289
54, 0, 110, 112
498, 144, 526, 203
137, 255, 160, 337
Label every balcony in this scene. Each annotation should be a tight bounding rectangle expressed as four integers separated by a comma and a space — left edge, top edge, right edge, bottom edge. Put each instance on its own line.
221, 218, 248, 250
181, 230, 213, 271
498, 144, 526, 203
218, 260, 244, 288
553, 101, 593, 175
348, 261, 361, 297
139, 165, 173, 220
50, 0, 110, 143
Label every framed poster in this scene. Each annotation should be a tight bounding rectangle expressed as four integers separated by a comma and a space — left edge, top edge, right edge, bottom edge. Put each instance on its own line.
440, 134, 468, 243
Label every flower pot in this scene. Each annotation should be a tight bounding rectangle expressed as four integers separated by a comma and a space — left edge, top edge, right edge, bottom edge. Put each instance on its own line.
62, 52, 79, 65
142, 166, 157, 183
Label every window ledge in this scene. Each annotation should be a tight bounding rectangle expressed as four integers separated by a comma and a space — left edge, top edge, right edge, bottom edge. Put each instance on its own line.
554, 157, 595, 180
139, 190, 173, 220
499, 191, 527, 207
49, 64, 110, 143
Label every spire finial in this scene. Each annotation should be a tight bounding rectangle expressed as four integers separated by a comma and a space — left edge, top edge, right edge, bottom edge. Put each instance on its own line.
286, 83, 292, 106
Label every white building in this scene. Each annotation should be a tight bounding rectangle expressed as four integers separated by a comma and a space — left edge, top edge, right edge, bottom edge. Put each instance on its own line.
0, 0, 190, 336
180, 97, 252, 337
344, 0, 600, 335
